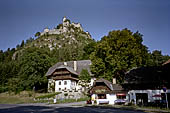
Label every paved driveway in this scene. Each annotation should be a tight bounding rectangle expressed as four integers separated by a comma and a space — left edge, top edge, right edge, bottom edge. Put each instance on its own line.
0, 102, 148, 113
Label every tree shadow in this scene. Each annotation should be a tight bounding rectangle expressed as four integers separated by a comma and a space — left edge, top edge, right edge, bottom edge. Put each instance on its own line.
0, 104, 146, 113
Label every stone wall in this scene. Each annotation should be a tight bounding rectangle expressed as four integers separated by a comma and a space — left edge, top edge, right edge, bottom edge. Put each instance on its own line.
55, 91, 85, 99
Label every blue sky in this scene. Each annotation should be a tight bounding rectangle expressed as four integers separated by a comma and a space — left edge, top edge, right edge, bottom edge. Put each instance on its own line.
0, 0, 170, 55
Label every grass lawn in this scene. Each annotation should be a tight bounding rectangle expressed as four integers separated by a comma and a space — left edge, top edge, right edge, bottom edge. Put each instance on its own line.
0, 91, 34, 104
0, 91, 59, 104
0, 91, 89, 104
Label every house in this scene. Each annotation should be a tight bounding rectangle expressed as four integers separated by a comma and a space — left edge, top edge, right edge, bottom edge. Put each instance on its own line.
46, 60, 94, 93
89, 78, 127, 105
124, 59, 170, 107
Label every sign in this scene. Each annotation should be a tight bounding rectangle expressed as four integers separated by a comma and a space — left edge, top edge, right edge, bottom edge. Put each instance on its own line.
116, 93, 126, 96
163, 87, 167, 92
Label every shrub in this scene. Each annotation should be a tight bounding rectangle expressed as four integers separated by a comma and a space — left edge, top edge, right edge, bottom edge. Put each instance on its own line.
35, 92, 61, 99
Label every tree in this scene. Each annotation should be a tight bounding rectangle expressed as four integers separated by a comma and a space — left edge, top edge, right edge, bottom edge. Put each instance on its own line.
79, 69, 91, 93
20, 40, 25, 47
0, 50, 4, 62
90, 29, 149, 83
35, 32, 41, 37
83, 41, 97, 59
147, 50, 170, 66
0, 61, 19, 93
79, 69, 91, 83
26, 37, 34, 44
18, 47, 52, 91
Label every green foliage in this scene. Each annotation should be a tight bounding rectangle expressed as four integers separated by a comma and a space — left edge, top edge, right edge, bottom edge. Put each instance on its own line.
35, 32, 41, 37
0, 61, 19, 87
18, 47, 52, 91
0, 19, 169, 94
79, 69, 91, 92
64, 93, 68, 97
20, 40, 25, 47
90, 29, 149, 83
8, 78, 22, 94
35, 92, 61, 99
26, 37, 34, 45
147, 50, 170, 66
79, 69, 91, 83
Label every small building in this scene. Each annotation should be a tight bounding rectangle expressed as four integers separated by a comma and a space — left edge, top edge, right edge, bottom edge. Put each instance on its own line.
89, 78, 127, 105
124, 59, 170, 107
46, 60, 93, 93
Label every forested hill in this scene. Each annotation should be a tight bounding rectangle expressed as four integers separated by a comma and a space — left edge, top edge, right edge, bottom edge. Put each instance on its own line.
0, 17, 95, 93
12, 16, 94, 61
0, 17, 169, 93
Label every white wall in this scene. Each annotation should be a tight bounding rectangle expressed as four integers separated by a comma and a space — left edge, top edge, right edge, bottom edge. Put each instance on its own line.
90, 78, 96, 86
107, 94, 117, 104
91, 94, 117, 105
55, 80, 70, 92
55, 80, 78, 92
128, 90, 162, 103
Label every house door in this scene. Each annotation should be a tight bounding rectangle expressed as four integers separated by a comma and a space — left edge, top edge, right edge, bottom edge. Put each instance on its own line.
136, 93, 148, 106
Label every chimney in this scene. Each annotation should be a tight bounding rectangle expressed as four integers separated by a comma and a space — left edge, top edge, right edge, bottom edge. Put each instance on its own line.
74, 61, 77, 71
64, 62, 67, 66
112, 78, 116, 84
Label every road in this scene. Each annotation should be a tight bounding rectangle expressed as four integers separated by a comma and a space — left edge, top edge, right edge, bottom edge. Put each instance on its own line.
0, 102, 150, 113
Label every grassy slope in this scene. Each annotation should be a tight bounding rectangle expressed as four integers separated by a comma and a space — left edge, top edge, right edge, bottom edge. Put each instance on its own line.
0, 92, 34, 104
0, 91, 89, 104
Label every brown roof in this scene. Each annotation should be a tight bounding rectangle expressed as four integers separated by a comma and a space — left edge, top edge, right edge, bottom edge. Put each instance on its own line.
89, 78, 125, 94
46, 60, 92, 77
94, 78, 124, 91
95, 78, 113, 90
53, 76, 79, 81
56, 65, 79, 75
162, 59, 170, 65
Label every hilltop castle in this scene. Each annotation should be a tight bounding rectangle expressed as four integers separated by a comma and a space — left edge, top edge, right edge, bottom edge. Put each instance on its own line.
40, 16, 90, 38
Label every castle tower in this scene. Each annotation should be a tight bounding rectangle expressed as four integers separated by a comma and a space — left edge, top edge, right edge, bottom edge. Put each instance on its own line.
44, 27, 49, 32
63, 16, 67, 22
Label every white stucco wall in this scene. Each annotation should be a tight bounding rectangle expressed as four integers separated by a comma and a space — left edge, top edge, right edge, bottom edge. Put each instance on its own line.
91, 94, 117, 105
106, 94, 117, 104
90, 78, 96, 86
55, 80, 78, 92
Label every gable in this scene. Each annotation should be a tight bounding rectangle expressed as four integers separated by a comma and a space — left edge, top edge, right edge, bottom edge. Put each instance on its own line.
89, 78, 125, 94
90, 82, 111, 94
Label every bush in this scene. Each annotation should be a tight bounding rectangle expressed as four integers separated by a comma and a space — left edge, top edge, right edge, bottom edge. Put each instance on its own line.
0, 86, 8, 93
35, 92, 61, 99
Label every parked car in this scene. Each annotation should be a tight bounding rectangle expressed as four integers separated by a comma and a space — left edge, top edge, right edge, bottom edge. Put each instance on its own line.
114, 99, 126, 105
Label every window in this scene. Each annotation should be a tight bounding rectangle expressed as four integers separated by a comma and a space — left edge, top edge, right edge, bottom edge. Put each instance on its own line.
59, 81, 61, 85
98, 94, 106, 99
59, 88, 61, 91
117, 93, 126, 99
64, 81, 67, 85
